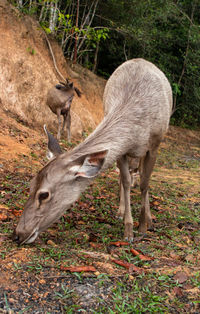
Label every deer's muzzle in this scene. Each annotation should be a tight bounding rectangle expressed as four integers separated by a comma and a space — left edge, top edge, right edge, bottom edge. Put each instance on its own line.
13, 228, 39, 245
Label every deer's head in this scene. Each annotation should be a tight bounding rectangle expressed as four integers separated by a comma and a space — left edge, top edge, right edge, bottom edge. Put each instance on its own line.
56, 78, 82, 97
13, 127, 107, 245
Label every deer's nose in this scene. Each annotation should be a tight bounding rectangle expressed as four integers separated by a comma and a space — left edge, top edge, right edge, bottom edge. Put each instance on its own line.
12, 230, 20, 244
12, 229, 26, 245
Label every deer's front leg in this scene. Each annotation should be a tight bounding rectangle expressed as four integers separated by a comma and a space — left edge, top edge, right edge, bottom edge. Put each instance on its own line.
56, 108, 62, 140
117, 156, 133, 241
117, 177, 125, 219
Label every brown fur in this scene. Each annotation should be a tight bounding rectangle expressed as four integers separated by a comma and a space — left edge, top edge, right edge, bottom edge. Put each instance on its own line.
46, 79, 81, 141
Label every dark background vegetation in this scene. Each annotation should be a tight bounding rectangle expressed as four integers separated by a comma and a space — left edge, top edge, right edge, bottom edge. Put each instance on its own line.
13, 0, 200, 128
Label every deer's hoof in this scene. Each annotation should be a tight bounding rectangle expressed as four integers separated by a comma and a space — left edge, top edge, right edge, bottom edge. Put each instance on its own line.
138, 216, 153, 233
138, 224, 148, 233
125, 236, 134, 243
124, 223, 133, 242
116, 210, 124, 220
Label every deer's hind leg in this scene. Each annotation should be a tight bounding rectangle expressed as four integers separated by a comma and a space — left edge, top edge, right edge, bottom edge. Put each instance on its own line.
117, 155, 133, 241
138, 149, 158, 233
117, 157, 139, 219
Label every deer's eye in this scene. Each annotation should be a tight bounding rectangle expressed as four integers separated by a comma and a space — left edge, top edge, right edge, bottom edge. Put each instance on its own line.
38, 192, 49, 204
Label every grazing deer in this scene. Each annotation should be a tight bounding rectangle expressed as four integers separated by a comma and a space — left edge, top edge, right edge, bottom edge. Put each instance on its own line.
46, 78, 81, 141
13, 59, 172, 245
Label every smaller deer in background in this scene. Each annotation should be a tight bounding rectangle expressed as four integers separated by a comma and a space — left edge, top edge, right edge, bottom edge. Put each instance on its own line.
46, 78, 81, 141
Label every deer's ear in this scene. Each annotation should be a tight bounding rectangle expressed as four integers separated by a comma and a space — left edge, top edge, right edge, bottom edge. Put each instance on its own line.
72, 150, 108, 178
44, 125, 62, 160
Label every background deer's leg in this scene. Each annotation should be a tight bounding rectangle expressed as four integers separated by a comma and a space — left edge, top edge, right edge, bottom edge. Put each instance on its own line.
56, 108, 62, 140
139, 149, 157, 233
62, 113, 67, 136
66, 111, 71, 142
117, 155, 133, 241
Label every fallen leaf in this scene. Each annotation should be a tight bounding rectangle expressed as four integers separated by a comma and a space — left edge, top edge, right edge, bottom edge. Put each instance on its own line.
176, 243, 188, 248
152, 195, 164, 201
90, 242, 102, 249
85, 194, 94, 200
152, 244, 165, 250
60, 265, 96, 272
184, 287, 200, 294
169, 252, 181, 260
130, 248, 154, 261
77, 220, 86, 225
0, 213, 8, 221
112, 259, 144, 273
89, 206, 95, 211
129, 275, 134, 280
173, 286, 183, 297
47, 240, 57, 247
151, 214, 157, 220
182, 236, 191, 245
174, 271, 188, 284
12, 209, 22, 217
110, 241, 129, 247
94, 261, 115, 274
185, 254, 195, 263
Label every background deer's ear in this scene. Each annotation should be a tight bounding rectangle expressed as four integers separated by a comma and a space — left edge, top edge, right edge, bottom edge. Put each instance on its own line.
69, 82, 73, 88
44, 125, 62, 160
72, 150, 108, 178
74, 87, 82, 97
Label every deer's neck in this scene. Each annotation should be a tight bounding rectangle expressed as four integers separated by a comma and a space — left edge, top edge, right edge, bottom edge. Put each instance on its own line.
71, 109, 142, 169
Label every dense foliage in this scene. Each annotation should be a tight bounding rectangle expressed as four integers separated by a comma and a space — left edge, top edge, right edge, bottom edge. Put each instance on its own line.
12, 0, 200, 128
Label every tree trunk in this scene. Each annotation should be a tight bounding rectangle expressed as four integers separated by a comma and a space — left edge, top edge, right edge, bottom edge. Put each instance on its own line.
92, 40, 99, 73
173, 0, 196, 111
49, 1, 58, 33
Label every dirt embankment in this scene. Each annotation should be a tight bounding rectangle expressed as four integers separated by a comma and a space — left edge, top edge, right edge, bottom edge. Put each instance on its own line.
0, 0, 105, 141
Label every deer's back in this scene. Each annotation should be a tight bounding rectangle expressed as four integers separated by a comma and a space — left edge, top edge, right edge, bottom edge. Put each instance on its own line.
103, 58, 172, 137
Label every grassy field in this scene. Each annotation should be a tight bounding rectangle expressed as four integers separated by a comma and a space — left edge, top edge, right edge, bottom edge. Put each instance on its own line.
0, 126, 199, 313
